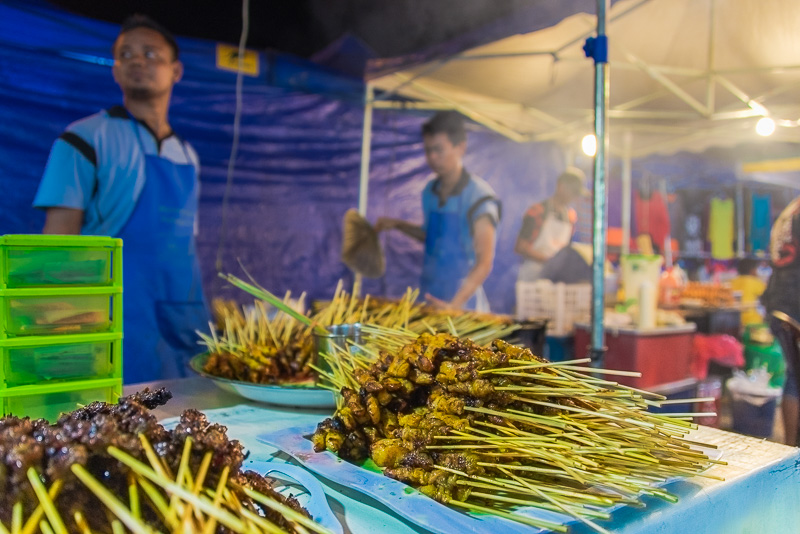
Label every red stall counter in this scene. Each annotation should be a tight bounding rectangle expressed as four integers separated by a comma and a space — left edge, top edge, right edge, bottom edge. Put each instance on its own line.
573, 323, 697, 389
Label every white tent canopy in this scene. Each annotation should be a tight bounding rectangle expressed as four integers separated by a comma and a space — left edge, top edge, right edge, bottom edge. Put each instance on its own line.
368, 0, 800, 159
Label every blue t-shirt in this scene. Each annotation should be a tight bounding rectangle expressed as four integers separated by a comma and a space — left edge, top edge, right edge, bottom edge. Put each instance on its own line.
34, 106, 199, 237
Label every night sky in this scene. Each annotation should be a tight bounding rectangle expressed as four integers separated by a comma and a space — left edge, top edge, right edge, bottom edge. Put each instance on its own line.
47, 0, 530, 58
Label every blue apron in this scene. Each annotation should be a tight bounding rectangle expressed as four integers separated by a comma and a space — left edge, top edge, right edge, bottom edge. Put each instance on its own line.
118, 121, 208, 384
420, 194, 478, 309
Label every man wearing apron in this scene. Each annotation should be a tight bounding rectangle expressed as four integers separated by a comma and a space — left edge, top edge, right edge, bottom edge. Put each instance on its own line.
515, 168, 586, 283
376, 112, 501, 312
33, 15, 208, 384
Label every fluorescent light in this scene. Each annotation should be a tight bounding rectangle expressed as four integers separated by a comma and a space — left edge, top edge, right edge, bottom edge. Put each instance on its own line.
581, 134, 597, 156
756, 117, 775, 137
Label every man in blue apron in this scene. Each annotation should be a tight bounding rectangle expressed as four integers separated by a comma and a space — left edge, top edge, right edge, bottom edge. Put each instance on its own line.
33, 15, 208, 384
376, 111, 501, 312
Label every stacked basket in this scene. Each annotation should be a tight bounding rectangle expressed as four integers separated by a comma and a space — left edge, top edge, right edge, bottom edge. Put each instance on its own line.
0, 235, 122, 421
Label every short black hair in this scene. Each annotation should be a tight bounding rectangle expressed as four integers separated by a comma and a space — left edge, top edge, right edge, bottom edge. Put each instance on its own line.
114, 14, 179, 61
737, 258, 760, 275
421, 111, 467, 146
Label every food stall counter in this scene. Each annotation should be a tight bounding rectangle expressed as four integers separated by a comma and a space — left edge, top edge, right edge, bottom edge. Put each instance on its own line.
125, 377, 800, 534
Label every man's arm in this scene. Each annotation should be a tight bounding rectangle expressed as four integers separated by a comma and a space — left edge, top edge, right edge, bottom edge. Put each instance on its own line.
42, 207, 83, 234
514, 209, 551, 263
375, 217, 426, 243
35, 132, 97, 235
514, 236, 551, 263
448, 215, 496, 309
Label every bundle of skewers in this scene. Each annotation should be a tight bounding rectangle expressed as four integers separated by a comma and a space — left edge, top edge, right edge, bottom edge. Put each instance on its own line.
201, 294, 316, 384
199, 274, 517, 385
0, 389, 331, 534
312, 330, 724, 534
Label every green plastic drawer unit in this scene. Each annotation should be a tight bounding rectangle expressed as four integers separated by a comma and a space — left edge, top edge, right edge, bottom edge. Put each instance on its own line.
0, 286, 122, 338
0, 378, 121, 422
0, 235, 122, 289
0, 333, 122, 388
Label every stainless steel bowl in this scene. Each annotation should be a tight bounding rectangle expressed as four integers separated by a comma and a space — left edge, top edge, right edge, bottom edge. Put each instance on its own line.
313, 323, 363, 366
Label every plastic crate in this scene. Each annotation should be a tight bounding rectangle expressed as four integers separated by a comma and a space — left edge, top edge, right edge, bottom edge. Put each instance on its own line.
0, 333, 121, 388
0, 234, 121, 289
0, 377, 121, 422
516, 281, 591, 336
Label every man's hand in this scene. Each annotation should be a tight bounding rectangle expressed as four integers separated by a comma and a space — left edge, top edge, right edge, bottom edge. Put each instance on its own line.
514, 237, 551, 263
425, 293, 453, 311
374, 217, 399, 233
375, 217, 426, 243
449, 216, 496, 310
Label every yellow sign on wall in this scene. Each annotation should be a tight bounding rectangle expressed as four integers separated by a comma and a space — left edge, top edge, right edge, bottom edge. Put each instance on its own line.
216, 44, 260, 76
742, 157, 800, 174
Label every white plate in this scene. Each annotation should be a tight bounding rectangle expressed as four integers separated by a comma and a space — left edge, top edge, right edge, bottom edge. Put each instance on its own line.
189, 354, 336, 409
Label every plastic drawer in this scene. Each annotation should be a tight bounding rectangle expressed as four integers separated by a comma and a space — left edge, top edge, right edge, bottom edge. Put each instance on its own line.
0, 235, 121, 289
4, 247, 113, 287
3, 293, 116, 336
1, 335, 120, 387
0, 379, 120, 422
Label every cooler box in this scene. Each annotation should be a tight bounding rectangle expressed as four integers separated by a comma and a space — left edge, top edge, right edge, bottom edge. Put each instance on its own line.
574, 323, 696, 389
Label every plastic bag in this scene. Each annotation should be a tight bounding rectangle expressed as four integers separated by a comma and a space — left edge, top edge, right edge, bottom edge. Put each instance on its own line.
726, 368, 782, 407
691, 334, 745, 380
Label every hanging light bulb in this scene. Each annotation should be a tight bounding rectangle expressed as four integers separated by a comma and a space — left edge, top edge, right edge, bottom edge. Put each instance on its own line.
581, 134, 597, 156
756, 117, 775, 137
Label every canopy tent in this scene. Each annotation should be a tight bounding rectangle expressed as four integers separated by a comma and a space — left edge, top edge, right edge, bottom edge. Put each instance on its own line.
3, 0, 798, 316
360, 0, 800, 271
366, 0, 800, 158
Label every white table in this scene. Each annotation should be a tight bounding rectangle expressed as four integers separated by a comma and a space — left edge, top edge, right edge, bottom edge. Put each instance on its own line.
126, 377, 800, 534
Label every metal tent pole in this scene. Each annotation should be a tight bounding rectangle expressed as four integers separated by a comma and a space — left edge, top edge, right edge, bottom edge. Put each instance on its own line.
354, 83, 375, 296
358, 83, 375, 217
584, 0, 610, 363
621, 130, 632, 255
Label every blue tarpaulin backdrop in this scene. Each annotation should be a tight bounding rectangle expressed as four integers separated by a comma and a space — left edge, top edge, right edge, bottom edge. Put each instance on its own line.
2, 1, 789, 314
0, 1, 574, 313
